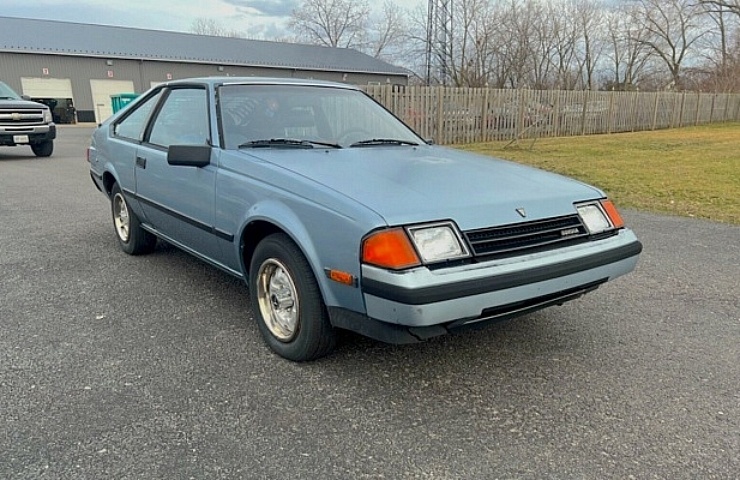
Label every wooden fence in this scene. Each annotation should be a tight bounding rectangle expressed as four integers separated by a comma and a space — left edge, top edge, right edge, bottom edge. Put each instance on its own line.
364, 85, 740, 145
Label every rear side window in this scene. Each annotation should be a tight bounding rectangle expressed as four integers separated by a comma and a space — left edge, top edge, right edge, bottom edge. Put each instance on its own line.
114, 91, 162, 141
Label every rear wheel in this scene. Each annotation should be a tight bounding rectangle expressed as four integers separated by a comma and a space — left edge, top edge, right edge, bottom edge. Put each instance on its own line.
31, 140, 53, 157
111, 183, 156, 255
250, 233, 336, 361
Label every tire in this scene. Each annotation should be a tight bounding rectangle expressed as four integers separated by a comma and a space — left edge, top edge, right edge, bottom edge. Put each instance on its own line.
250, 233, 336, 361
31, 140, 54, 157
110, 183, 156, 255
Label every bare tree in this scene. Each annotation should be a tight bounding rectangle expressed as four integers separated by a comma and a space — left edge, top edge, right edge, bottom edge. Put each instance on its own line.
365, 1, 409, 61
630, 0, 710, 89
698, 0, 740, 16
416, 0, 498, 86
190, 18, 244, 38
603, 3, 655, 89
289, 0, 370, 48
572, 0, 606, 90
399, 0, 735, 92
450, 0, 498, 86
493, 0, 544, 88
693, 1, 740, 90
548, 0, 581, 89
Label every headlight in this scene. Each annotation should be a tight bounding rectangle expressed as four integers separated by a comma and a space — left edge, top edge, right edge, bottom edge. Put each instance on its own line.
42, 108, 53, 123
407, 222, 470, 263
361, 221, 470, 270
576, 200, 624, 234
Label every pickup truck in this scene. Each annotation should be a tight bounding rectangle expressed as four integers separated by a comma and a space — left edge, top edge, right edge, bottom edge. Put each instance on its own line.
0, 81, 56, 157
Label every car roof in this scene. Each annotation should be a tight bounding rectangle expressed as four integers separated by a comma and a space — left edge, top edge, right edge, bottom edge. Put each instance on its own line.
160, 77, 362, 91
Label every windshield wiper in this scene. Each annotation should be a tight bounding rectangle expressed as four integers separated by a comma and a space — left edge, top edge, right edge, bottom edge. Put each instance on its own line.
349, 138, 419, 147
238, 138, 341, 149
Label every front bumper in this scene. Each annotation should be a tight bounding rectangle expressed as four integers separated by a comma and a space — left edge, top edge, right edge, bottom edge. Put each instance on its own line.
0, 124, 56, 145
359, 229, 642, 328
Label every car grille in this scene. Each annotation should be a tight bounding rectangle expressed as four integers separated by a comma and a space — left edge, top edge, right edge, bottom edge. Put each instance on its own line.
464, 214, 590, 258
0, 109, 46, 126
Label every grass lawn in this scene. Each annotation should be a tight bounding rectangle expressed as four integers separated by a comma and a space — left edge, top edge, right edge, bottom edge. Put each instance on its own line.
460, 122, 740, 225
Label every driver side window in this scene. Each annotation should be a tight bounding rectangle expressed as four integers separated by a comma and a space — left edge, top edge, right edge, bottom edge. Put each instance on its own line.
148, 88, 209, 148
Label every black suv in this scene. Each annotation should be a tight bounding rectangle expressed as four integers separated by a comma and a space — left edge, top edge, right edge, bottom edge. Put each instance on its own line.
0, 81, 56, 157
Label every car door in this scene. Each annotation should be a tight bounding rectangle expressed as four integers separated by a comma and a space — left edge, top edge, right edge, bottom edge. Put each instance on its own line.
134, 85, 222, 261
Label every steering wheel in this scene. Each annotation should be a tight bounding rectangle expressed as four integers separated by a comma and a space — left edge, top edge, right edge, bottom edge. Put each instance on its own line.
337, 128, 373, 146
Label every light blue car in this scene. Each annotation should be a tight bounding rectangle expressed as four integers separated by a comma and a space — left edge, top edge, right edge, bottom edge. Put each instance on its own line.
88, 78, 642, 361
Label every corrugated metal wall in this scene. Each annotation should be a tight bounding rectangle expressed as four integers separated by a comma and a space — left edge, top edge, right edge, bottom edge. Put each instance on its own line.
1, 52, 407, 122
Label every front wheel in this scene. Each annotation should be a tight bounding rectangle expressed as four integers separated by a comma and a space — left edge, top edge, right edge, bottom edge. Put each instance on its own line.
110, 183, 156, 255
31, 140, 53, 157
249, 233, 336, 361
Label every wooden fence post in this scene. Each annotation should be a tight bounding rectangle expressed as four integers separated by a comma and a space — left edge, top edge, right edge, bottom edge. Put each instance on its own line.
651, 92, 660, 130
481, 87, 489, 142
607, 90, 615, 134
695, 92, 701, 126
724, 94, 731, 121
553, 91, 561, 137
580, 89, 590, 136
436, 86, 444, 144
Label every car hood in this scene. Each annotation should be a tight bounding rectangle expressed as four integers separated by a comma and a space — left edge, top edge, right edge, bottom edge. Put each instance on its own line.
0, 99, 48, 109
250, 145, 603, 230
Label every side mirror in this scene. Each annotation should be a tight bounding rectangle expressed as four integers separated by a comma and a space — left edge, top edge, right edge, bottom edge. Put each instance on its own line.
21, 95, 32, 101
167, 145, 211, 167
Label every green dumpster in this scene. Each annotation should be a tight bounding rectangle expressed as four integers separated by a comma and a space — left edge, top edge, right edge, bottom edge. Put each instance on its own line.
111, 93, 139, 113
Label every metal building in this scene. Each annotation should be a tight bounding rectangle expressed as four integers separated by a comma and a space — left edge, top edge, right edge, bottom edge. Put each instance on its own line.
0, 16, 409, 123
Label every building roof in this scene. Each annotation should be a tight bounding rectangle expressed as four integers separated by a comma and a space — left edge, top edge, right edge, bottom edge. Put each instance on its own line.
0, 16, 409, 77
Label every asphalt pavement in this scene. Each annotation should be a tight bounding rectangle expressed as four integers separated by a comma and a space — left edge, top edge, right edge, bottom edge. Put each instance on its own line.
1, 126, 738, 479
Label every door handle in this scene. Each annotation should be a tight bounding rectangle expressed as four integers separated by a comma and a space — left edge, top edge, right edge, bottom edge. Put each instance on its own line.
135, 156, 147, 169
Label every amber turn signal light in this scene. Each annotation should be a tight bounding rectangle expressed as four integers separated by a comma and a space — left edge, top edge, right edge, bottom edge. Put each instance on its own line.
325, 268, 356, 286
362, 228, 421, 270
601, 199, 625, 229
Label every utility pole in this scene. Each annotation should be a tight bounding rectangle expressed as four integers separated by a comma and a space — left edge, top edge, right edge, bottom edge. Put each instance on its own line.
425, 0, 454, 85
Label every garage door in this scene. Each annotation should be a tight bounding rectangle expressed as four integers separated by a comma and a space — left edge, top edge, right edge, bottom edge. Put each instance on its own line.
21, 77, 74, 99
90, 79, 135, 123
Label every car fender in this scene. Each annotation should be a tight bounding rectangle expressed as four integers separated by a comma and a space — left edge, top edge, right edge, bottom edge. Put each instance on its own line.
237, 198, 345, 308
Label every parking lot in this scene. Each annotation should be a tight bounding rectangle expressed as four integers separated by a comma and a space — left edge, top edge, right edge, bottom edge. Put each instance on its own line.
1, 126, 738, 479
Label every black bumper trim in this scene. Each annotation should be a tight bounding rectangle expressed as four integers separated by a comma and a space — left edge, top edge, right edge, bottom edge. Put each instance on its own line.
0, 125, 56, 144
328, 307, 447, 344
329, 279, 604, 344
90, 171, 103, 192
362, 240, 642, 305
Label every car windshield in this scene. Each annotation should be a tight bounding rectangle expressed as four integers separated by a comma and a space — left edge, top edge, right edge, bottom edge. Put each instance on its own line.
218, 84, 423, 150
0, 81, 22, 100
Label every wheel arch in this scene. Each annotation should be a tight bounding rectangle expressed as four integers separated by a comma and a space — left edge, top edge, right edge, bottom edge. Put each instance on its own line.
240, 219, 284, 278
238, 210, 339, 308
102, 170, 118, 197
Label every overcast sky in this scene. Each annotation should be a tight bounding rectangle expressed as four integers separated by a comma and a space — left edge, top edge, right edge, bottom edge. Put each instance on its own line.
1, 0, 425, 40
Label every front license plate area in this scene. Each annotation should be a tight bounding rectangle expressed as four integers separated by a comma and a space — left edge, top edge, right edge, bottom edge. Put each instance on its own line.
13, 135, 29, 144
